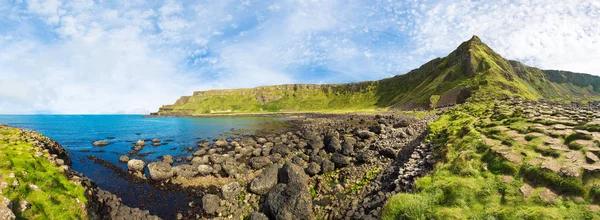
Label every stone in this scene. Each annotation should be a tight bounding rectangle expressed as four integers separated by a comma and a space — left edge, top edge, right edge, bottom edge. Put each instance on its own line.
148, 162, 174, 181
92, 140, 109, 146
586, 152, 600, 163
135, 140, 145, 146
118, 155, 130, 163
499, 175, 513, 183
257, 137, 268, 144
264, 183, 314, 220
19, 200, 30, 212
163, 154, 174, 164
331, 153, 350, 168
197, 165, 214, 176
0, 197, 15, 220
249, 212, 269, 220
240, 137, 257, 147
250, 164, 280, 195
222, 182, 242, 200
278, 162, 309, 185
356, 130, 375, 139
55, 159, 65, 166
321, 160, 335, 173
214, 139, 228, 147
209, 154, 226, 164
174, 164, 198, 178
341, 136, 356, 156
325, 133, 341, 153
305, 162, 321, 176
520, 183, 533, 198
27, 184, 40, 191
152, 138, 161, 143
127, 159, 145, 173
202, 194, 221, 215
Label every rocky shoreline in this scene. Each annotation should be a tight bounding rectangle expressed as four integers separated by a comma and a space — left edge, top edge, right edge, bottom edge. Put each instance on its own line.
110, 112, 438, 219
2, 111, 440, 219
0, 124, 160, 220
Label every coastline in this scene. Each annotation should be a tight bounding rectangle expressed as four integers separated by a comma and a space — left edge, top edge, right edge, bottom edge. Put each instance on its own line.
0, 124, 160, 220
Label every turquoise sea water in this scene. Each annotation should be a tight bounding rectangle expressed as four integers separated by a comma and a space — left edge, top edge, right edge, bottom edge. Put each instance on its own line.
0, 115, 283, 218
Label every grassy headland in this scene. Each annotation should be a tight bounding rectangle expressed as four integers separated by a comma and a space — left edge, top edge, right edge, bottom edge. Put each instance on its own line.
157, 36, 600, 116
0, 125, 88, 219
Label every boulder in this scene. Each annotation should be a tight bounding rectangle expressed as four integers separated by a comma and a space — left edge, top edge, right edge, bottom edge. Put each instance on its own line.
240, 137, 257, 147
209, 154, 226, 164
321, 160, 335, 173
250, 157, 271, 169
135, 140, 145, 146
305, 162, 321, 176
127, 159, 145, 172
331, 153, 350, 168
191, 156, 209, 165
92, 140, 109, 147
202, 194, 220, 215
256, 137, 268, 144
272, 144, 291, 157
214, 139, 228, 148
193, 149, 207, 157
118, 155, 129, 163
356, 151, 375, 163
174, 164, 198, 178
249, 212, 269, 220
278, 162, 309, 184
325, 133, 341, 153
264, 182, 314, 220
250, 164, 280, 195
152, 138, 160, 143
148, 162, 174, 181
341, 136, 356, 155
197, 165, 213, 176
356, 130, 375, 139
222, 182, 242, 200
162, 154, 174, 164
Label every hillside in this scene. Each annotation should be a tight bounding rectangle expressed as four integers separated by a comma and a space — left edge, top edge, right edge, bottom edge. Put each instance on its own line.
156, 36, 600, 116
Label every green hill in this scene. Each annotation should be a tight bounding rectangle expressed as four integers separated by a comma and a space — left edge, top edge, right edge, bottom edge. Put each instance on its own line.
156, 36, 600, 115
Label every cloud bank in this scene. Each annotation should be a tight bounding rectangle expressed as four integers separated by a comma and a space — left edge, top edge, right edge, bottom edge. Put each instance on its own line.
0, 0, 599, 114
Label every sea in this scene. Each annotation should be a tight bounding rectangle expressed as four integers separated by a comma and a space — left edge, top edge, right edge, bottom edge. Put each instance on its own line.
0, 115, 284, 219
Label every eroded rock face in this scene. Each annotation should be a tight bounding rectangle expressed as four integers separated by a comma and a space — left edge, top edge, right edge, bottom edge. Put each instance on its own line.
250, 164, 280, 195
263, 182, 314, 220
148, 162, 174, 181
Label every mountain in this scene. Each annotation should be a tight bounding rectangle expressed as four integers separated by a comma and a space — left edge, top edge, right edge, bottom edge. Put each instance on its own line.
156, 36, 600, 116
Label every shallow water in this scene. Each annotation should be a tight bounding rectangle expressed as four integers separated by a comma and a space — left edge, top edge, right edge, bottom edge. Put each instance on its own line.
0, 115, 284, 218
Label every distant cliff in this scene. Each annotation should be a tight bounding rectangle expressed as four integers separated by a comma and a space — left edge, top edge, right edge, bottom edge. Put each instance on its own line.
157, 36, 600, 116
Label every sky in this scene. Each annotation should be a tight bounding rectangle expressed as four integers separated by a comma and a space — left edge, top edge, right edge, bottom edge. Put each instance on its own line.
0, 0, 599, 114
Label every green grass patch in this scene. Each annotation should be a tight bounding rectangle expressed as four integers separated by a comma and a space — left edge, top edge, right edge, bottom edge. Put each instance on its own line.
0, 127, 88, 219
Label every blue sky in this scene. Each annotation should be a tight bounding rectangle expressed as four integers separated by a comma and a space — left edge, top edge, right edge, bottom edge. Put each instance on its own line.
1, 0, 599, 114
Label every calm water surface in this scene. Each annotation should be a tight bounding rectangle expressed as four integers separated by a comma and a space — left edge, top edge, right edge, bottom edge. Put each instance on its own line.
0, 115, 283, 219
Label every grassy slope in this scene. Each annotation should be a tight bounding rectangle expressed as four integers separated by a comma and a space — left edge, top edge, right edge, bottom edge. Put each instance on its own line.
158, 36, 600, 115
0, 126, 88, 219
382, 103, 598, 219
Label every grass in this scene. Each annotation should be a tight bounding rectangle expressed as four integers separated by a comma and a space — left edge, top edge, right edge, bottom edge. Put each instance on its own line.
382, 102, 599, 219
0, 126, 88, 219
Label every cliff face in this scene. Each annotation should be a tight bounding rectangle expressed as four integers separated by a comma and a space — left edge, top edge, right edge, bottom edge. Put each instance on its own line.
157, 36, 600, 116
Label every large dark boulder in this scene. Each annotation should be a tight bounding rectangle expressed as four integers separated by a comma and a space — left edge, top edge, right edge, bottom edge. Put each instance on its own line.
324, 133, 341, 153
321, 160, 335, 173
264, 182, 314, 220
341, 136, 356, 155
278, 162, 309, 185
331, 153, 350, 168
250, 164, 281, 195
305, 162, 321, 176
